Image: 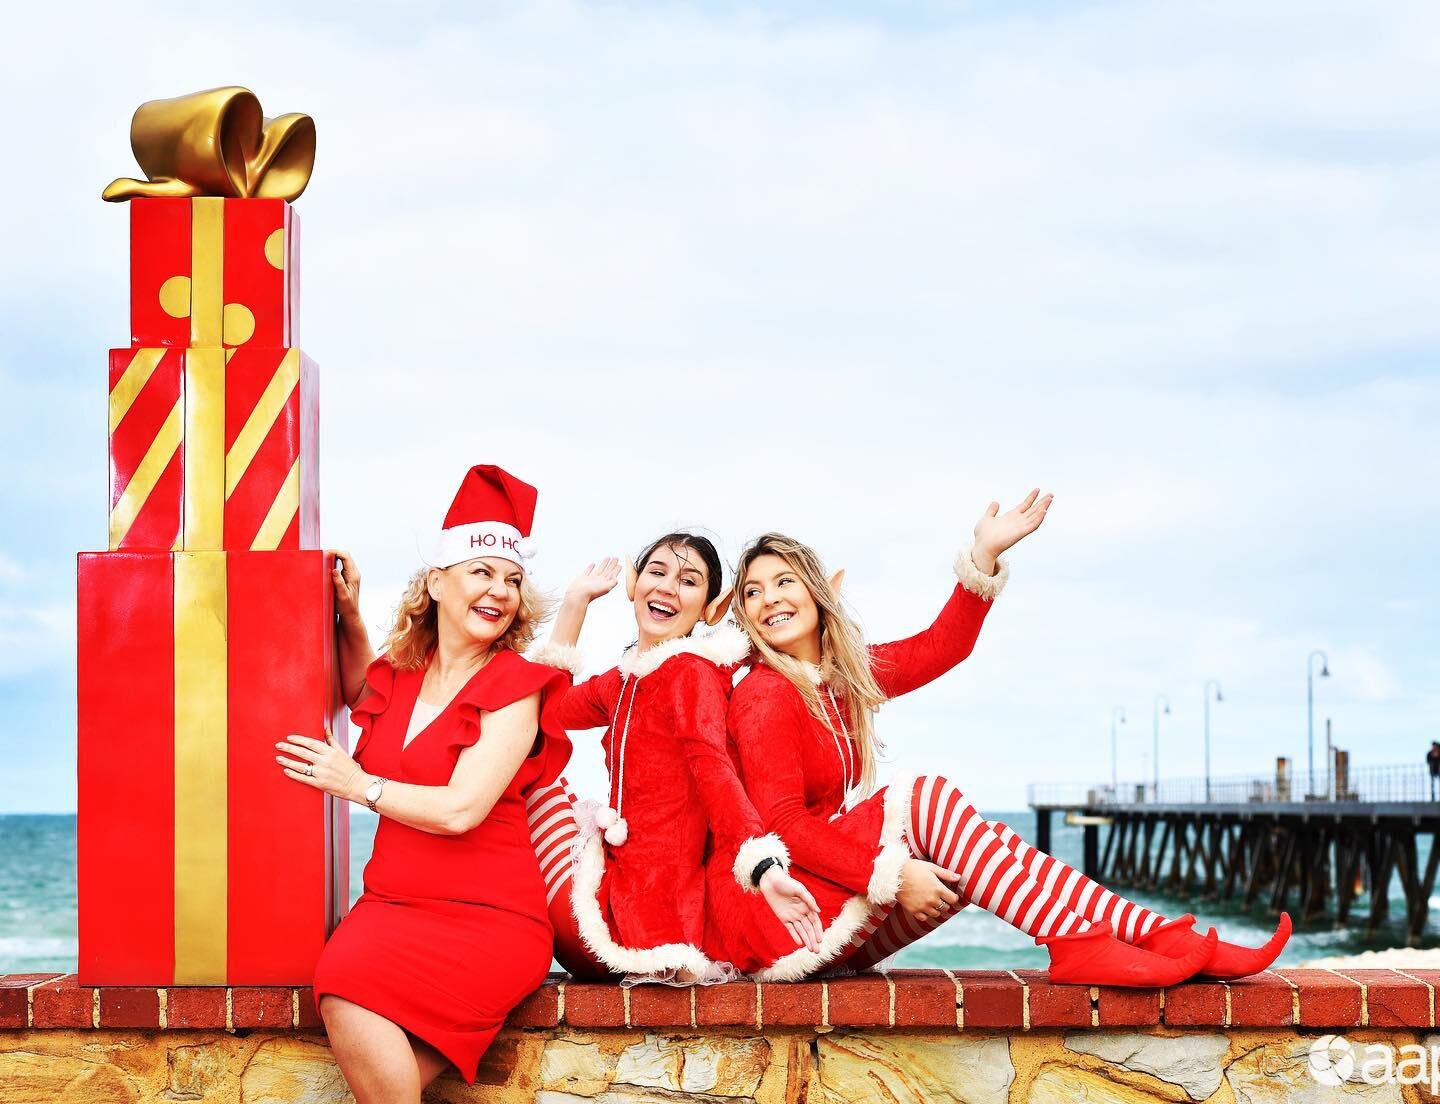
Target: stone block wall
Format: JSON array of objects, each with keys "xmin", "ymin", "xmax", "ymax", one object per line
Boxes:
[{"xmin": 5, "ymin": 969, "xmax": 1440, "ymax": 1101}]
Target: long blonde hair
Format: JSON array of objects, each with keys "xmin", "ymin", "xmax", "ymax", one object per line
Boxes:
[
  {"xmin": 733, "ymin": 533, "xmax": 887, "ymax": 795},
  {"xmin": 382, "ymin": 562, "xmax": 552, "ymax": 671}
]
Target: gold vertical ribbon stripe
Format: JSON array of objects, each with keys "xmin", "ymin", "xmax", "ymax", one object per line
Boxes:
[
  {"xmin": 108, "ymin": 397, "xmax": 183, "ymax": 550},
  {"xmin": 183, "ymin": 349, "xmax": 226, "ymax": 550},
  {"xmin": 189, "ymin": 197, "xmax": 225, "ymax": 346},
  {"xmin": 172, "ymin": 552, "xmax": 228, "ymax": 983}
]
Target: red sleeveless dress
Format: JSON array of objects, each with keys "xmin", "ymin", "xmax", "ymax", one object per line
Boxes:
[{"xmin": 312, "ymin": 648, "xmax": 571, "ymax": 1083}]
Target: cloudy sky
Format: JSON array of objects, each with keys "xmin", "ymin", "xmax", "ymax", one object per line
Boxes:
[{"xmin": 1, "ymin": 0, "xmax": 1436, "ymax": 813}]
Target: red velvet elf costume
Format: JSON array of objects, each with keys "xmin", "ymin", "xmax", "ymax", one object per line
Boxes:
[
  {"xmin": 526, "ymin": 536, "xmax": 822, "ymax": 984},
  {"xmin": 292, "ymin": 466, "xmax": 573, "ymax": 1087},
  {"xmin": 718, "ymin": 502, "xmax": 1290, "ymax": 986}
]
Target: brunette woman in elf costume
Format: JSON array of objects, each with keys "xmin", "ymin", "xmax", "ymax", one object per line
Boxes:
[
  {"xmin": 525, "ymin": 532, "xmax": 824, "ymax": 984},
  {"xmin": 717, "ymin": 491, "xmax": 1292, "ymax": 986},
  {"xmin": 276, "ymin": 466, "xmax": 572, "ymax": 1102}
]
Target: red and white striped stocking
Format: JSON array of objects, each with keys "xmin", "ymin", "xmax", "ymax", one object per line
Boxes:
[{"xmin": 525, "ymin": 776, "xmax": 608, "ymax": 978}]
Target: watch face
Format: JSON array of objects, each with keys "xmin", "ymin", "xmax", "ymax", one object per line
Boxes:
[{"xmin": 366, "ymin": 781, "xmax": 382, "ymax": 801}]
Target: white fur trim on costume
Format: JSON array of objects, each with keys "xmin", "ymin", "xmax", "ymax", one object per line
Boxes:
[
  {"xmin": 431, "ymin": 521, "xmax": 530, "ymax": 569},
  {"xmin": 754, "ymin": 774, "xmax": 916, "ymax": 981},
  {"xmin": 732, "ymin": 833, "xmax": 791, "ymax": 893},
  {"xmin": 953, "ymin": 545, "xmax": 1009, "ymax": 602},
  {"xmin": 618, "ymin": 622, "xmax": 751, "ymax": 679},
  {"xmin": 527, "ymin": 640, "xmax": 584, "ymax": 677},
  {"xmin": 569, "ymin": 832, "xmax": 725, "ymax": 981},
  {"xmin": 867, "ymin": 774, "xmax": 915, "ymax": 905}
]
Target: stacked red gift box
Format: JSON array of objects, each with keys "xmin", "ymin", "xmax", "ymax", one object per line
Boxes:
[{"xmin": 78, "ymin": 195, "xmax": 348, "ymax": 985}]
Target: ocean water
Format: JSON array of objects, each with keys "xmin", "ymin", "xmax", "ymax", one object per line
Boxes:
[{"xmin": 2, "ymin": 811, "xmax": 1431, "ymax": 974}]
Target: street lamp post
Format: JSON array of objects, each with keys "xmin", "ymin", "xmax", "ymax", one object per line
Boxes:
[
  {"xmin": 1307, "ymin": 650, "xmax": 1331, "ymax": 798},
  {"xmin": 1153, "ymin": 694, "xmax": 1170, "ymax": 800},
  {"xmin": 1204, "ymin": 680, "xmax": 1223, "ymax": 803},
  {"xmin": 1111, "ymin": 706, "xmax": 1126, "ymax": 797}
]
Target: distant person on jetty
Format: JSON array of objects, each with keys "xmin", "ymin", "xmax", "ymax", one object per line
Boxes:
[
  {"xmin": 276, "ymin": 465, "xmax": 573, "ymax": 1102},
  {"xmin": 523, "ymin": 532, "xmax": 826, "ymax": 984},
  {"xmin": 714, "ymin": 492, "xmax": 1291, "ymax": 987},
  {"xmin": 1428, "ymin": 742, "xmax": 1440, "ymax": 799}
]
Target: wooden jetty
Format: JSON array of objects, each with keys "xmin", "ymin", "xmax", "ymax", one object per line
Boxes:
[{"xmin": 1028, "ymin": 763, "xmax": 1440, "ymax": 945}]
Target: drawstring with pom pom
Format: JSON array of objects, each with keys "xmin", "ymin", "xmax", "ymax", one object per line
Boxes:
[{"xmin": 601, "ymin": 675, "xmax": 638, "ymax": 846}]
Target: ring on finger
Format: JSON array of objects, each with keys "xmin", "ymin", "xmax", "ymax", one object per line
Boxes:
[{"xmin": 305, "ymin": 764, "xmax": 314, "ymax": 777}]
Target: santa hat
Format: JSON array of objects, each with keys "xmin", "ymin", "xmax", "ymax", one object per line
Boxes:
[{"xmin": 430, "ymin": 464, "xmax": 538, "ymax": 569}]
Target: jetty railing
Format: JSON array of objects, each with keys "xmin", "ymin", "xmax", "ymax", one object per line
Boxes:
[{"xmin": 1027, "ymin": 763, "xmax": 1435, "ymax": 809}]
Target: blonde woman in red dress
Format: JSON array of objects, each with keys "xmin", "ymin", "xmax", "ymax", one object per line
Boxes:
[
  {"xmin": 277, "ymin": 466, "xmax": 572, "ymax": 1103},
  {"xmin": 715, "ymin": 492, "xmax": 1290, "ymax": 986}
]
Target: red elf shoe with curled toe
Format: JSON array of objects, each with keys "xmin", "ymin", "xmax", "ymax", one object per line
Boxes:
[
  {"xmin": 1136, "ymin": 912, "xmax": 1292, "ymax": 981},
  {"xmin": 1039, "ymin": 920, "xmax": 1218, "ymax": 988}
]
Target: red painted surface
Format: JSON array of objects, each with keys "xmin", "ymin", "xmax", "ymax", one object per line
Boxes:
[
  {"xmin": 221, "ymin": 200, "xmax": 293, "ymax": 349},
  {"xmin": 221, "ymin": 349, "xmax": 318, "ymax": 551},
  {"xmin": 227, "ymin": 551, "xmax": 342, "ymax": 983},
  {"xmin": 77, "ymin": 553, "xmax": 176, "ymax": 984},
  {"xmin": 129, "ymin": 199, "xmax": 190, "ymax": 347},
  {"xmin": 107, "ymin": 348, "xmax": 184, "ymax": 550}
]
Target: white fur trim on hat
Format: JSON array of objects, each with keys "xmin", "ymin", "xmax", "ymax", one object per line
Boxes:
[
  {"xmin": 569, "ymin": 832, "xmax": 727, "ymax": 981},
  {"xmin": 953, "ymin": 545, "xmax": 1009, "ymax": 602},
  {"xmin": 431, "ymin": 521, "xmax": 531, "ymax": 569},
  {"xmin": 618, "ymin": 623, "xmax": 751, "ymax": 680},
  {"xmin": 527, "ymin": 641, "xmax": 584, "ymax": 678},
  {"xmin": 753, "ymin": 774, "xmax": 915, "ymax": 982},
  {"xmin": 732, "ymin": 833, "xmax": 791, "ymax": 893}
]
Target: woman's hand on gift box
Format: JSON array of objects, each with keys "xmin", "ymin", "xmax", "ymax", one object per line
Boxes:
[
  {"xmin": 276, "ymin": 731, "xmax": 366, "ymax": 802},
  {"xmin": 329, "ymin": 549, "xmax": 364, "ymax": 630}
]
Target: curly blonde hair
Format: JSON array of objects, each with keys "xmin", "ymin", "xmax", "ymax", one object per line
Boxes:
[
  {"xmin": 733, "ymin": 533, "xmax": 888, "ymax": 795},
  {"xmin": 382, "ymin": 562, "xmax": 553, "ymax": 671}
]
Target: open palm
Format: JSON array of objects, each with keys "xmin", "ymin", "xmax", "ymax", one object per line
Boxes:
[
  {"xmin": 565, "ymin": 558, "xmax": 622, "ymax": 605},
  {"xmin": 973, "ymin": 489, "xmax": 1053, "ymax": 558}
]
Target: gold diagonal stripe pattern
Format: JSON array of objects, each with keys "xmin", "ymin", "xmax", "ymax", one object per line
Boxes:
[
  {"xmin": 108, "ymin": 396, "xmax": 184, "ymax": 549},
  {"xmin": 225, "ymin": 349, "xmax": 301, "ymax": 500},
  {"xmin": 108, "ymin": 348, "xmax": 167, "ymax": 434},
  {"xmin": 251, "ymin": 457, "xmax": 301, "ymax": 551},
  {"xmin": 172, "ymin": 551, "xmax": 228, "ymax": 983}
]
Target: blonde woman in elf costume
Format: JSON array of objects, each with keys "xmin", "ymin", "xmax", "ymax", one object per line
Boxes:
[
  {"xmin": 525, "ymin": 532, "xmax": 825, "ymax": 984},
  {"xmin": 277, "ymin": 466, "xmax": 572, "ymax": 1101},
  {"xmin": 718, "ymin": 491, "xmax": 1292, "ymax": 986}
]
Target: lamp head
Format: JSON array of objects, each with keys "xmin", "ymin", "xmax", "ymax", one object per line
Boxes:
[
  {"xmin": 1321, "ymin": 664, "xmax": 1331, "ymax": 678},
  {"xmin": 1216, "ymin": 689, "xmax": 1224, "ymax": 703},
  {"xmin": 1164, "ymin": 703, "xmax": 1172, "ymax": 715}
]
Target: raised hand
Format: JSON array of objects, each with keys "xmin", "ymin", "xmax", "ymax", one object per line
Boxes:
[
  {"xmin": 973, "ymin": 489, "xmax": 1053, "ymax": 569},
  {"xmin": 329, "ymin": 549, "xmax": 363, "ymax": 626},
  {"xmin": 760, "ymin": 866, "xmax": 825, "ymax": 951},
  {"xmin": 564, "ymin": 557, "xmax": 622, "ymax": 606}
]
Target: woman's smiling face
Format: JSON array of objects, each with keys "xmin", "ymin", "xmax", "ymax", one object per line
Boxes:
[
  {"xmin": 741, "ymin": 553, "xmax": 821, "ymax": 659},
  {"xmin": 634, "ymin": 542, "xmax": 710, "ymax": 648},
  {"xmin": 430, "ymin": 556, "xmax": 523, "ymax": 649}
]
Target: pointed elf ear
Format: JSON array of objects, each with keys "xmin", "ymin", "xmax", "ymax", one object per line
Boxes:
[
  {"xmin": 704, "ymin": 586, "xmax": 734, "ymax": 626},
  {"xmin": 624, "ymin": 557, "xmax": 638, "ymax": 602},
  {"xmin": 829, "ymin": 568, "xmax": 845, "ymax": 594}
]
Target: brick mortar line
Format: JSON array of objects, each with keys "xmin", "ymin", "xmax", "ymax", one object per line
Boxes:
[
  {"xmin": 1267, "ymin": 969, "xmax": 1300, "ymax": 1025},
  {"xmin": 91, "ymin": 988, "xmax": 100, "ymax": 1029},
  {"xmin": 622, "ymin": 987, "xmax": 631, "ymax": 1029},
  {"xmin": 226, "ymin": 987, "xmax": 235, "ymax": 1032},
  {"xmin": 1005, "ymin": 970, "xmax": 1030, "ymax": 1031},
  {"xmin": 1087, "ymin": 986, "xmax": 1099, "ymax": 1028},
  {"xmin": 944, "ymin": 970, "xmax": 961, "ymax": 1031},
  {"xmin": 1392, "ymin": 969, "xmax": 1435, "ymax": 1028},
  {"xmin": 1222, "ymin": 981, "xmax": 1232, "ymax": 1028},
  {"xmin": 688, "ymin": 986, "xmax": 697, "ymax": 1029},
  {"xmin": 885, "ymin": 976, "xmax": 895, "ymax": 1029},
  {"xmin": 1325, "ymin": 968, "xmax": 1368, "ymax": 1026},
  {"xmin": 820, "ymin": 982, "xmax": 829, "ymax": 1029},
  {"xmin": 556, "ymin": 982, "xmax": 565, "ymax": 1025},
  {"xmin": 24, "ymin": 976, "xmax": 55, "ymax": 1029},
  {"xmin": 755, "ymin": 982, "xmax": 763, "ymax": 1031},
  {"xmin": 159, "ymin": 988, "xmax": 168, "ymax": 1030}
]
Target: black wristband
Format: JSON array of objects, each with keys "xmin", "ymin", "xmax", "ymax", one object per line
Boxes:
[{"xmin": 750, "ymin": 856, "xmax": 783, "ymax": 887}]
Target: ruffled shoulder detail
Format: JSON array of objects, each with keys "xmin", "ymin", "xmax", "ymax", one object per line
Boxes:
[
  {"xmin": 349, "ymin": 654, "xmax": 402, "ymax": 760},
  {"xmin": 450, "ymin": 649, "xmax": 574, "ymax": 794}
]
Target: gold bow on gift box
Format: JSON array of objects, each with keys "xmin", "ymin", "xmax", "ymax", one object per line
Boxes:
[{"xmin": 103, "ymin": 86, "xmax": 316, "ymax": 202}]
